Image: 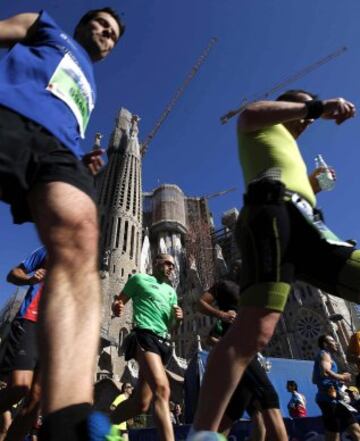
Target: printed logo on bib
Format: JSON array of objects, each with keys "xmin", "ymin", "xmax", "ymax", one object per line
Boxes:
[{"xmin": 46, "ymin": 53, "xmax": 94, "ymax": 138}]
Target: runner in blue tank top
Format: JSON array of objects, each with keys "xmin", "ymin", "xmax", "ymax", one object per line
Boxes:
[
  {"xmin": 312, "ymin": 334, "xmax": 360, "ymax": 440},
  {"xmin": 0, "ymin": 246, "xmax": 46, "ymax": 441},
  {"xmin": 0, "ymin": 8, "xmax": 125, "ymax": 441}
]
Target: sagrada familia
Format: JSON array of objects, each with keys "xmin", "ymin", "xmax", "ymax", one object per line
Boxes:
[
  {"xmin": 1, "ymin": 107, "xmax": 357, "ymax": 388},
  {"xmin": 92, "ymin": 107, "xmax": 359, "ymax": 384}
]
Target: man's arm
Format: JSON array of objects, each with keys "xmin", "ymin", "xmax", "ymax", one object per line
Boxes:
[
  {"xmin": 170, "ymin": 305, "xmax": 183, "ymax": 333},
  {"xmin": 320, "ymin": 351, "xmax": 351, "ymax": 383},
  {"xmin": 238, "ymin": 100, "xmax": 308, "ymax": 133},
  {"xmin": 112, "ymin": 292, "xmax": 130, "ymax": 317},
  {"xmin": 198, "ymin": 291, "xmax": 236, "ymax": 323},
  {"xmin": 0, "ymin": 13, "xmax": 40, "ymax": 48},
  {"xmin": 82, "ymin": 149, "xmax": 105, "ymax": 176},
  {"xmin": 7, "ymin": 264, "xmax": 46, "ymax": 286},
  {"xmin": 238, "ymin": 98, "xmax": 356, "ymax": 133}
]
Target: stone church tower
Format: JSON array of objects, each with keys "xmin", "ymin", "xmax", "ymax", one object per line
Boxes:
[{"xmin": 96, "ymin": 108, "xmax": 142, "ymax": 380}]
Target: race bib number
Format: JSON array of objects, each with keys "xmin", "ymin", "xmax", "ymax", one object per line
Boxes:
[
  {"xmin": 46, "ymin": 53, "xmax": 94, "ymax": 138},
  {"xmin": 291, "ymin": 194, "xmax": 352, "ymax": 248}
]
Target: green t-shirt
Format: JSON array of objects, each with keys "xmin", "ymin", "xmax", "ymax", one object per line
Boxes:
[
  {"xmin": 238, "ymin": 123, "xmax": 316, "ymax": 207},
  {"xmin": 123, "ymin": 273, "xmax": 178, "ymax": 338}
]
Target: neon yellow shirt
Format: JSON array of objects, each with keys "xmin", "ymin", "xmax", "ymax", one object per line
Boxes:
[
  {"xmin": 111, "ymin": 394, "xmax": 127, "ymax": 431},
  {"xmin": 238, "ymin": 123, "xmax": 316, "ymax": 207}
]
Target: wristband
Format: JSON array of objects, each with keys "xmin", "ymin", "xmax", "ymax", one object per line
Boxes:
[{"xmin": 305, "ymin": 100, "xmax": 324, "ymax": 119}]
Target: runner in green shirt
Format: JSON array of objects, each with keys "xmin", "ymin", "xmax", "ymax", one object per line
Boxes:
[{"xmin": 111, "ymin": 254, "xmax": 183, "ymax": 441}]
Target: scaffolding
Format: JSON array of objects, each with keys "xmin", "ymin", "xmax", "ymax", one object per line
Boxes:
[{"xmin": 185, "ymin": 197, "xmax": 216, "ymax": 290}]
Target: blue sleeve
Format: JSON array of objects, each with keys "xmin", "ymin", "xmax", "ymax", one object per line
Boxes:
[{"xmin": 21, "ymin": 246, "xmax": 47, "ymax": 273}]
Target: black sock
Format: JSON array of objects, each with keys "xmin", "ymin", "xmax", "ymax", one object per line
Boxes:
[{"xmin": 39, "ymin": 403, "xmax": 92, "ymax": 441}]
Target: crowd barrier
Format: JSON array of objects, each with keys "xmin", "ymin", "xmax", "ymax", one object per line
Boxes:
[{"xmin": 129, "ymin": 416, "xmax": 357, "ymax": 440}]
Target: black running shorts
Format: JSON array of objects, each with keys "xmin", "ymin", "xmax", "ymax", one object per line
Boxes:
[
  {"xmin": 317, "ymin": 400, "xmax": 357, "ymax": 433},
  {"xmin": 0, "ymin": 318, "xmax": 39, "ymax": 374},
  {"xmin": 123, "ymin": 328, "xmax": 172, "ymax": 365},
  {"xmin": 0, "ymin": 106, "xmax": 96, "ymax": 224},
  {"xmin": 226, "ymin": 357, "xmax": 280, "ymax": 421}
]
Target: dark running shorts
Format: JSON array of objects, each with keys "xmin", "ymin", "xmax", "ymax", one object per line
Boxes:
[
  {"xmin": 123, "ymin": 328, "xmax": 172, "ymax": 365},
  {"xmin": 317, "ymin": 400, "xmax": 357, "ymax": 432},
  {"xmin": 236, "ymin": 181, "xmax": 354, "ymax": 308},
  {"xmin": 226, "ymin": 357, "xmax": 279, "ymax": 421},
  {"xmin": 0, "ymin": 319, "xmax": 39, "ymax": 374},
  {"xmin": 0, "ymin": 105, "xmax": 96, "ymax": 224}
]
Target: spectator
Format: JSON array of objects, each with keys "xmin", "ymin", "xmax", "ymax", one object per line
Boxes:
[
  {"xmin": 110, "ymin": 383, "xmax": 133, "ymax": 440},
  {"xmin": 169, "ymin": 401, "xmax": 176, "ymax": 425},
  {"xmin": 174, "ymin": 403, "xmax": 183, "ymax": 425},
  {"xmin": 286, "ymin": 380, "xmax": 307, "ymax": 418}
]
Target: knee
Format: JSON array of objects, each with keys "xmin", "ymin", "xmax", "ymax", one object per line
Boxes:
[
  {"xmin": 135, "ymin": 397, "xmax": 152, "ymax": 414},
  {"xmin": 47, "ymin": 217, "xmax": 99, "ymax": 266},
  {"xmin": 254, "ymin": 327, "xmax": 275, "ymax": 353},
  {"xmin": 153, "ymin": 383, "xmax": 170, "ymax": 402}
]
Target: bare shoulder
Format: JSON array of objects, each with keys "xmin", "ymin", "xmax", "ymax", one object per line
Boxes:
[{"xmin": 320, "ymin": 351, "xmax": 331, "ymax": 361}]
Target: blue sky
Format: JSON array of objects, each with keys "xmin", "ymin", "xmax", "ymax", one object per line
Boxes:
[{"xmin": 1, "ymin": 0, "xmax": 360, "ymax": 307}]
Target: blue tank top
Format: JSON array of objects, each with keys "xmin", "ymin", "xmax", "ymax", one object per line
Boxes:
[
  {"xmin": 0, "ymin": 11, "xmax": 96, "ymax": 158},
  {"xmin": 16, "ymin": 246, "xmax": 47, "ymax": 321},
  {"xmin": 312, "ymin": 350, "xmax": 340, "ymax": 403}
]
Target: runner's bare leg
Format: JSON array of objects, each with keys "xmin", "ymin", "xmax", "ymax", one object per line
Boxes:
[{"xmin": 29, "ymin": 182, "xmax": 100, "ymax": 414}]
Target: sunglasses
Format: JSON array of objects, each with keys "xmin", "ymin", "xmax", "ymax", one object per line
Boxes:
[{"xmin": 163, "ymin": 260, "xmax": 175, "ymax": 268}]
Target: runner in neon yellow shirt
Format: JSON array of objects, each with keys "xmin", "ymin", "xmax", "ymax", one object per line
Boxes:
[{"xmin": 190, "ymin": 90, "xmax": 360, "ymax": 439}]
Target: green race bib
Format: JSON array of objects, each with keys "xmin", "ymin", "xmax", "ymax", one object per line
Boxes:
[{"xmin": 47, "ymin": 53, "xmax": 94, "ymax": 138}]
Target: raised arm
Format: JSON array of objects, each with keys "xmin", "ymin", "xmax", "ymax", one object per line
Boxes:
[
  {"xmin": 238, "ymin": 100, "xmax": 308, "ymax": 133},
  {"xmin": 0, "ymin": 13, "xmax": 40, "ymax": 48},
  {"xmin": 238, "ymin": 98, "xmax": 356, "ymax": 133}
]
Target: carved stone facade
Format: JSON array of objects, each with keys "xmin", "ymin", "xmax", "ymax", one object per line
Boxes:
[
  {"xmin": 94, "ymin": 107, "xmax": 357, "ymax": 381},
  {"xmin": 96, "ymin": 108, "xmax": 142, "ymax": 380}
]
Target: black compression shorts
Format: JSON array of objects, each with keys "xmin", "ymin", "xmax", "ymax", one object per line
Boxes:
[
  {"xmin": 236, "ymin": 180, "xmax": 355, "ymax": 310},
  {"xmin": 0, "ymin": 105, "xmax": 96, "ymax": 224},
  {"xmin": 226, "ymin": 357, "xmax": 280, "ymax": 421}
]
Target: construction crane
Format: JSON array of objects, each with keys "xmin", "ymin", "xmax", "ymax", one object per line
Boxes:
[
  {"xmin": 141, "ymin": 37, "xmax": 218, "ymax": 155},
  {"xmin": 220, "ymin": 46, "xmax": 348, "ymax": 124},
  {"xmin": 202, "ymin": 187, "xmax": 237, "ymax": 201}
]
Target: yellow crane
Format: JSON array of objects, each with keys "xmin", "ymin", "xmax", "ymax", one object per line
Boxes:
[
  {"xmin": 220, "ymin": 46, "xmax": 347, "ymax": 124},
  {"xmin": 141, "ymin": 37, "xmax": 218, "ymax": 155},
  {"xmin": 202, "ymin": 187, "xmax": 237, "ymax": 201}
]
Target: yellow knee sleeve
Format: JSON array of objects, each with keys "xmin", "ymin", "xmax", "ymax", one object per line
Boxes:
[{"xmin": 239, "ymin": 282, "xmax": 291, "ymax": 312}]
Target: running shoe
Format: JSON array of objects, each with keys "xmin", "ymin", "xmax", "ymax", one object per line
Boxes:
[
  {"xmin": 87, "ymin": 411, "xmax": 124, "ymax": 441},
  {"xmin": 187, "ymin": 431, "xmax": 227, "ymax": 441}
]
